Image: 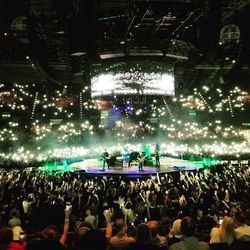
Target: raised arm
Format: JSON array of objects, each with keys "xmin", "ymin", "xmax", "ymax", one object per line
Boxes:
[{"xmin": 59, "ymin": 207, "xmax": 72, "ymax": 246}]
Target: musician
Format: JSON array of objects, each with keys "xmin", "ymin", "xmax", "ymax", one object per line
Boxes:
[
  {"xmin": 155, "ymin": 143, "xmax": 161, "ymax": 168},
  {"xmin": 102, "ymin": 148, "xmax": 110, "ymax": 171},
  {"xmin": 138, "ymin": 152, "xmax": 146, "ymax": 171},
  {"xmin": 155, "ymin": 147, "xmax": 160, "ymax": 168},
  {"xmin": 122, "ymin": 147, "xmax": 130, "ymax": 163}
]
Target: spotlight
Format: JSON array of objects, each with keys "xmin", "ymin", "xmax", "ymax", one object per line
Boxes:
[
  {"xmin": 125, "ymin": 104, "xmax": 133, "ymax": 112},
  {"xmin": 113, "ymin": 106, "xmax": 120, "ymax": 112}
]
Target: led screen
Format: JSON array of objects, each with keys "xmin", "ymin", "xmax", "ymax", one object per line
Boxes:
[{"xmin": 91, "ymin": 60, "xmax": 175, "ymax": 97}]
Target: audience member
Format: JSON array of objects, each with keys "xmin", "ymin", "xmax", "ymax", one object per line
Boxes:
[
  {"xmin": 169, "ymin": 217, "xmax": 209, "ymax": 250},
  {"xmin": 73, "ymin": 221, "xmax": 93, "ymax": 250},
  {"xmin": 79, "ymin": 229, "xmax": 107, "ymax": 250},
  {"xmin": 8, "ymin": 211, "xmax": 21, "ymax": 229},
  {"xmin": 148, "ymin": 221, "xmax": 167, "ymax": 247},
  {"xmin": 84, "ymin": 208, "xmax": 96, "ymax": 228},
  {"xmin": 210, "ymin": 216, "xmax": 234, "ymax": 245},
  {"xmin": 234, "ymin": 211, "xmax": 250, "ymax": 241},
  {"xmin": 129, "ymin": 223, "xmax": 161, "ymax": 250},
  {"xmin": 168, "ymin": 219, "xmax": 182, "ymax": 247},
  {"xmin": 0, "ymin": 227, "xmax": 25, "ymax": 250},
  {"xmin": 110, "ymin": 221, "xmax": 135, "ymax": 250}
]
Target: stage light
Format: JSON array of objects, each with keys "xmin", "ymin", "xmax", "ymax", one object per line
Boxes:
[
  {"xmin": 113, "ymin": 105, "xmax": 120, "ymax": 112},
  {"xmin": 125, "ymin": 104, "xmax": 133, "ymax": 112}
]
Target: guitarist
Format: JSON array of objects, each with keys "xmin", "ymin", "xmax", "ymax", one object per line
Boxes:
[
  {"xmin": 138, "ymin": 152, "xmax": 146, "ymax": 171},
  {"xmin": 102, "ymin": 148, "xmax": 110, "ymax": 171}
]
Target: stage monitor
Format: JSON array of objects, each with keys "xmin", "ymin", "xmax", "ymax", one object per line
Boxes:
[{"xmin": 91, "ymin": 60, "xmax": 175, "ymax": 98}]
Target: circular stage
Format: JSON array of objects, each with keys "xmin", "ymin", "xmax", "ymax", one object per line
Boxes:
[{"xmin": 63, "ymin": 157, "xmax": 204, "ymax": 177}]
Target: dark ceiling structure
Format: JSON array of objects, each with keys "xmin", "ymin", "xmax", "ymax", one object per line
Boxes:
[{"xmin": 0, "ymin": 0, "xmax": 250, "ymax": 91}]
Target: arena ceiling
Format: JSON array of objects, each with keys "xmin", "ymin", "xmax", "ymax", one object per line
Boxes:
[{"xmin": 0, "ymin": 0, "xmax": 250, "ymax": 89}]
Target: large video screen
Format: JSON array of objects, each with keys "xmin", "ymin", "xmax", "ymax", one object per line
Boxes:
[{"xmin": 91, "ymin": 60, "xmax": 175, "ymax": 97}]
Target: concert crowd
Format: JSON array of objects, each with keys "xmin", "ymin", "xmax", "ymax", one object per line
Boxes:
[{"xmin": 0, "ymin": 164, "xmax": 250, "ymax": 250}]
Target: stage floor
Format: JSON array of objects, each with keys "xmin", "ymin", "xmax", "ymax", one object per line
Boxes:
[{"xmin": 67, "ymin": 157, "xmax": 204, "ymax": 177}]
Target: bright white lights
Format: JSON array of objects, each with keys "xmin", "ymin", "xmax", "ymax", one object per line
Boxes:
[
  {"xmin": 91, "ymin": 72, "xmax": 175, "ymax": 97},
  {"xmin": 0, "ymin": 82, "xmax": 249, "ymax": 164}
]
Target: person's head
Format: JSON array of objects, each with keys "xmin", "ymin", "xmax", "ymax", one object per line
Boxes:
[
  {"xmin": 220, "ymin": 216, "xmax": 234, "ymax": 238},
  {"xmin": 29, "ymin": 231, "xmax": 47, "ymax": 241},
  {"xmin": 73, "ymin": 222, "xmax": 93, "ymax": 250},
  {"xmin": 113, "ymin": 210, "xmax": 125, "ymax": 222},
  {"xmin": 197, "ymin": 209, "xmax": 203, "ymax": 220},
  {"xmin": 85, "ymin": 209, "xmax": 91, "ymax": 216},
  {"xmin": 79, "ymin": 230, "xmax": 107, "ymax": 250},
  {"xmin": 234, "ymin": 211, "xmax": 247, "ymax": 227},
  {"xmin": 10, "ymin": 210, "xmax": 19, "ymax": 219},
  {"xmin": 136, "ymin": 223, "xmax": 152, "ymax": 244},
  {"xmin": 148, "ymin": 221, "xmax": 158, "ymax": 237},
  {"xmin": 75, "ymin": 221, "xmax": 93, "ymax": 231},
  {"xmin": 114, "ymin": 221, "xmax": 127, "ymax": 236},
  {"xmin": 181, "ymin": 217, "xmax": 196, "ymax": 237},
  {"xmin": 171, "ymin": 219, "xmax": 182, "ymax": 236},
  {"xmin": 42, "ymin": 225, "xmax": 58, "ymax": 240},
  {"xmin": 0, "ymin": 227, "xmax": 13, "ymax": 245}
]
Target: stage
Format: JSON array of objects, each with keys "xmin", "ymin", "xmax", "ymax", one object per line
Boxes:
[{"xmin": 63, "ymin": 157, "xmax": 204, "ymax": 177}]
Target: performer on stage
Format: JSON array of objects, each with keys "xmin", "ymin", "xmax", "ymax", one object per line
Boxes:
[
  {"xmin": 122, "ymin": 147, "xmax": 130, "ymax": 163},
  {"xmin": 155, "ymin": 148, "xmax": 160, "ymax": 168},
  {"xmin": 155, "ymin": 143, "xmax": 161, "ymax": 168},
  {"xmin": 138, "ymin": 152, "xmax": 146, "ymax": 171},
  {"xmin": 102, "ymin": 148, "xmax": 110, "ymax": 171}
]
